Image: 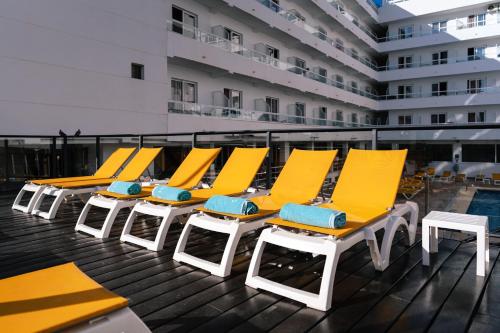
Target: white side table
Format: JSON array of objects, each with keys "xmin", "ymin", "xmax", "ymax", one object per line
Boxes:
[{"xmin": 422, "ymin": 211, "xmax": 489, "ymax": 276}]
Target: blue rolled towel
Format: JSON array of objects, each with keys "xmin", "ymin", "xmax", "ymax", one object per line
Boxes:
[
  {"xmin": 204, "ymin": 195, "xmax": 259, "ymax": 215},
  {"xmin": 107, "ymin": 181, "xmax": 142, "ymax": 195},
  {"xmin": 279, "ymin": 203, "xmax": 346, "ymax": 229},
  {"xmin": 152, "ymin": 185, "xmax": 191, "ymax": 201}
]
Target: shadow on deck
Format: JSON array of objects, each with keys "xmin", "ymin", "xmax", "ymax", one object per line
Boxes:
[{"xmin": 1, "ymin": 192, "xmax": 499, "ymax": 333}]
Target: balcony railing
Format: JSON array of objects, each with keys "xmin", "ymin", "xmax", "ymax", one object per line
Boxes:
[
  {"xmin": 167, "ymin": 101, "xmax": 370, "ymax": 127},
  {"xmin": 378, "ymin": 54, "xmax": 489, "ymax": 71},
  {"xmin": 379, "ymin": 18, "xmax": 496, "ymax": 42},
  {"xmin": 255, "ymin": 0, "xmax": 379, "ymax": 70},
  {"xmin": 378, "ymin": 86, "xmax": 499, "ymax": 100},
  {"xmin": 167, "ymin": 20, "xmax": 379, "ymax": 101}
]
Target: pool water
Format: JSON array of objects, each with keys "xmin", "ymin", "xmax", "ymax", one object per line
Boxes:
[{"xmin": 467, "ymin": 190, "xmax": 500, "ymax": 232}]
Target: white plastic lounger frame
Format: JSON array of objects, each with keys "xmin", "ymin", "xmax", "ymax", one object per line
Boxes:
[
  {"xmin": 75, "ymin": 195, "xmax": 139, "ymax": 239},
  {"xmin": 12, "ymin": 183, "xmax": 46, "ymax": 213},
  {"xmin": 173, "ymin": 210, "xmax": 268, "ymax": 277},
  {"xmin": 120, "ymin": 201, "xmax": 202, "ymax": 251},
  {"xmin": 64, "ymin": 307, "xmax": 150, "ymax": 333},
  {"xmin": 31, "ymin": 186, "xmax": 100, "ymax": 220},
  {"xmin": 245, "ymin": 201, "xmax": 418, "ymax": 311}
]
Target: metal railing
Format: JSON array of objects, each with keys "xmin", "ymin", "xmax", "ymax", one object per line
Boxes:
[
  {"xmin": 167, "ymin": 20, "xmax": 379, "ymax": 100},
  {"xmin": 167, "ymin": 101, "xmax": 369, "ymax": 127},
  {"xmin": 378, "ymin": 86, "xmax": 499, "ymax": 100},
  {"xmin": 378, "ymin": 54, "xmax": 490, "ymax": 71},
  {"xmin": 255, "ymin": 0, "xmax": 379, "ymax": 68}
]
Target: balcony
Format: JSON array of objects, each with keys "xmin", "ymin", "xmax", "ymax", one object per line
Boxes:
[
  {"xmin": 378, "ymin": 55, "xmax": 500, "ymax": 81},
  {"xmin": 222, "ymin": 0, "xmax": 379, "ymax": 77},
  {"xmin": 379, "ymin": 86, "xmax": 500, "ymax": 110},
  {"xmin": 166, "ymin": 20, "xmax": 378, "ymax": 110},
  {"xmin": 378, "ymin": 19, "xmax": 500, "ymax": 52},
  {"xmin": 167, "ymin": 101, "xmax": 368, "ymax": 129}
]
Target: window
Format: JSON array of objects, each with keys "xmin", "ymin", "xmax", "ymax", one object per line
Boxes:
[
  {"xmin": 265, "ymin": 45, "xmax": 280, "ymax": 59},
  {"xmin": 432, "ymin": 51, "xmax": 448, "ymax": 65},
  {"xmin": 467, "ymin": 79, "xmax": 483, "ymax": 93},
  {"xmin": 351, "ymin": 49, "xmax": 359, "ymax": 60},
  {"xmin": 432, "ymin": 82, "xmax": 448, "ymax": 96},
  {"xmin": 467, "ymin": 14, "xmax": 486, "ymax": 28},
  {"xmin": 288, "ymin": 57, "xmax": 306, "ymax": 75},
  {"xmin": 462, "ymin": 144, "xmax": 495, "ymax": 162},
  {"xmin": 398, "ymin": 25, "xmax": 413, "ymax": 39},
  {"xmin": 351, "ymin": 113, "xmax": 358, "ymax": 124},
  {"xmin": 288, "ymin": 9, "xmax": 305, "ymax": 22},
  {"xmin": 335, "ymin": 75, "xmax": 344, "ymax": 89},
  {"xmin": 294, "ymin": 102, "xmax": 305, "ymax": 124},
  {"xmin": 268, "ymin": 0, "xmax": 280, "ymax": 12},
  {"xmin": 432, "ymin": 21, "xmax": 447, "ymax": 33},
  {"xmin": 425, "ymin": 144, "xmax": 453, "ymax": 161},
  {"xmin": 312, "ymin": 67, "xmax": 327, "ymax": 83},
  {"xmin": 224, "ymin": 27, "xmax": 242, "ymax": 45},
  {"xmin": 316, "ymin": 106, "xmax": 327, "ymax": 125},
  {"xmin": 172, "ymin": 6, "xmax": 197, "ymax": 37},
  {"xmin": 336, "ymin": 110, "xmax": 343, "ymax": 122},
  {"xmin": 468, "ymin": 47, "xmax": 485, "ymax": 61},
  {"xmin": 223, "ymin": 88, "xmax": 242, "ymax": 117},
  {"xmin": 398, "ymin": 115, "xmax": 412, "ymax": 125},
  {"xmin": 350, "ymin": 81, "xmax": 358, "ymax": 93},
  {"xmin": 266, "ymin": 96, "xmax": 279, "ymax": 122},
  {"xmin": 398, "ymin": 56, "xmax": 413, "ymax": 69},
  {"xmin": 131, "ymin": 63, "xmax": 144, "ymax": 80},
  {"xmin": 335, "ymin": 38, "xmax": 344, "ymax": 51},
  {"xmin": 315, "ymin": 26, "xmax": 327, "ymax": 40},
  {"xmin": 468, "ymin": 111, "xmax": 485, "ymax": 123},
  {"xmin": 431, "ymin": 113, "xmax": 446, "ymax": 124},
  {"xmin": 398, "ymin": 85, "xmax": 413, "ymax": 99},
  {"xmin": 171, "ymin": 79, "xmax": 197, "ymax": 103}
]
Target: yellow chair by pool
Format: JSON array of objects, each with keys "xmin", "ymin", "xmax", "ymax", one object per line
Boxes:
[
  {"xmin": 0, "ymin": 263, "xmax": 150, "ymax": 333},
  {"xmin": 12, "ymin": 147, "xmax": 136, "ymax": 214},
  {"xmin": 245, "ymin": 149, "xmax": 418, "ymax": 311}
]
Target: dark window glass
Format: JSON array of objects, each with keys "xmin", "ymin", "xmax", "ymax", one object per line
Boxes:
[
  {"xmin": 131, "ymin": 63, "xmax": 144, "ymax": 80},
  {"xmin": 462, "ymin": 144, "xmax": 495, "ymax": 162},
  {"xmin": 425, "ymin": 144, "xmax": 452, "ymax": 161}
]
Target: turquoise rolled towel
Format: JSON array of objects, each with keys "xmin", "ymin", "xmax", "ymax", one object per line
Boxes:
[
  {"xmin": 107, "ymin": 181, "xmax": 142, "ymax": 195},
  {"xmin": 279, "ymin": 203, "xmax": 346, "ymax": 229},
  {"xmin": 204, "ymin": 195, "xmax": 259, "ymax": 215},
  {"xmin": 152, "ymin": 185, "xmax": 191, "ymax": 201}
]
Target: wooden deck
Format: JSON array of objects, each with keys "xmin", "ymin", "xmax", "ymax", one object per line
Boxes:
[{"xmin": 1, "ymin": 192, "xmax": 500, "ymax": 333}]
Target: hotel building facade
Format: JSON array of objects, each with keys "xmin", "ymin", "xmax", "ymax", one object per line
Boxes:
[{"xmin": 1, "ymin": 0, "xmax": 500, "ymax": 176}]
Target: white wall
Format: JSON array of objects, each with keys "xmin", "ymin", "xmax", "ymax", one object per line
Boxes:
[{"xmin": 0, "ymin": 0, "xmax": 171, "ymax": 135}]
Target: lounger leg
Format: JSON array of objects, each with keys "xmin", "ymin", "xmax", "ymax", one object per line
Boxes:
[
  {"xmin": 75, "ymin": 196, "xmax": 134, "ymax": 238},
  {"xmin": 12, "ymin": 184, "xmax": 46, "ymax": 213},
  {"xmin": 32, "ymin": 188, "xmax": 70, "ymax": 219},
  {"xmin": 316, "ymin": 243, "xmax": 340, "ymax": 311},
  {"xmin": 216, "ymin": 225, "xmax": 243, "ymax": 277},
  {"xmin": 173, "ymin": 218, "xmax": 195, "ymax": 260},
  {"xmin": 245, "ymin": 229, "xmax": 268, "ymax": 288},
  {"xmin": 405, "ymin": 201, "xmax": 419, "ymax": 245},
  {"xmin": 151, "ymin": 211, "xmax": 176, "ymax": 252},
  {"xmin": 365, "ymin": 228, "xmax": 384, "ymax": 271},
  {"xmin": 379, "ymin": 216, "xmax": 409, "ymax": 271}
]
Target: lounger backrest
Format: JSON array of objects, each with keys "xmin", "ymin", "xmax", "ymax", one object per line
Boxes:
[
  {"xmin": 332, "ymin": 149, "xmax": 407, "ymax": 210},
  {"xmin": 211, "ymin": 147, "xmax": 269, "ymax": 193},
  {"xmin": 168, "ymin": 148, "xmax": 221, "ymax": 189},
  {"xmin": 116, "ymin": 147, "xmax": 163, "ymax": 181},
  {"xmin": 270, "ymin": 149, "xmax": 337, "ymax": 203},
  {"xmin": 93, "ymin": 148, "xmax": 136, "ymax": 178}
]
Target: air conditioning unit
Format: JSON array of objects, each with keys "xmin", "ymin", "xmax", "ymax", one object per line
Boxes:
[{"xmin": 487, "ymin": 3, "xmax": 500, "ymax": 12}]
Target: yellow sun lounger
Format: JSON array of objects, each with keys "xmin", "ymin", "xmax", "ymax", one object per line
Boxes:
[
  {"xmin": 245, "ymin": 149, "xmax": 419, "ymax": 311},
  {"xmin": 75, "ymin": 148, "xmax": 221, "ymax": 239},
  {"xmin": 12, "ymin": 148, "xmax": 136, "ymax": 214},
  {"xmin": 173, "ymin": 149, "xmax": 338, "ymax": 277},
  {"xmin": 0, "ymin": 263, "xmax": 150, "ymax": 333},
  {"xmin": 119, "ymin": 147, "xmax": 269, "ymax": 251},
  {"xmin": 30, "ymin": 148, "xmax": 162, "ymax": 220}
]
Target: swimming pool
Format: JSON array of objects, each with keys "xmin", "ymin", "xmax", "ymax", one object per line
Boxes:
[{"xmin": 467, "ymin": 190, "xmax": 500, "ymax": 232}]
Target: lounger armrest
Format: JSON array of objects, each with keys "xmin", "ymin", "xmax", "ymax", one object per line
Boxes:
[
  {"xmin": 141, "ymin": 179, "xmax": 169, "ymax": 186},
  {"xmin": 201, "ymin": 183, "xmax": 211, "ymax": 189}
]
